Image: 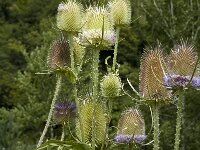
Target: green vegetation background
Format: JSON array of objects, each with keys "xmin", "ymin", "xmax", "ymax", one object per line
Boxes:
[{"xmin": 0, "ymin": 0, "xmax": 200, "ymax": 149}]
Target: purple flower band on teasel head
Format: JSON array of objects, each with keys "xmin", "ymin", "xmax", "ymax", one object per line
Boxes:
[
  {"xmin": 53, "ymin": 101, "xmax": 76, "ymax": 123},
  {"xmin": 191, "ymin": 76, "xmax": 200, "ymax": 88},
  {"xmin": 163, "ymin": 74, "xmax": 191, "ymax": 87},
  {"xmin": 114, "ymin": 134, "xmax": 146, "ymax": 144}
]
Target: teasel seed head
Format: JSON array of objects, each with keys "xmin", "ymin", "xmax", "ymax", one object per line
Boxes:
[
  {"xmin": 108, "ymin": 0, "xmax": 131, "ymax": 26},
  {"xmin": 139, "ymin": 46, "xmax": 170, "ymax": 103},
  {"xmin": 57, "ymin": 1, "xmax": 83, "ymax": 32},
  {"xmin": 114, "ymin": 108, "xmax": 146, "ymax": 144},
  {"xmin": 76, "ymin": 98, "xmax": 107, "ymax": 144},
  {"xmin": 101, "ymin": 73, "xmax": 122, "ymax": 97},
  {"xmin": 168, "ymin": 41, "xmax": 198, "ymax": 76},
  {"xmin": 47, "ymin": 36, "xmax": 70, "ymax": 70},
  {"xmin": 79, "ymin": 6, "xmax": 116, "ymax": 48},
  {"xmin": 53, "ymin": 101, "xmax": 76, "ymax": 124}
]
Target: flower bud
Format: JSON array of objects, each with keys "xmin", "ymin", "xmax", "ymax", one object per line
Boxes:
[
  {"xmin": 57, "ymin": 1, "xmax": 83, "ymax": 32},
  {"xmin": 101, "ymin": 73, "xmax": 121, "ymax": 97},
  {"xmin": 109, "ymin": 0, "xmax": 131, "ymax": 26}
]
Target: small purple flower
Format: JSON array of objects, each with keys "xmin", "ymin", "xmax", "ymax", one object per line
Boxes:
[
  {"xmin": 114, "ymin": 134, "xmax": 146, "ymax": 144},
  {"xmin": 163, "ymin": 74, "xmax": 190, "ymax": 87},
  {"xmin": 191, "ymin": 76, "xmax": 200, "ymax": 88},
  {"xmin": 133, "ymin": 134, "xmax": 147, "ymax": 144},
  {"xmin": 53, "ymin": 101, "xmax": 76, "ymax": 123}
]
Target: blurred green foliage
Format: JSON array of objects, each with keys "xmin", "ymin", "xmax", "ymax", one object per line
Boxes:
[{"xmin": 0, "ymin": 0, "xmax": 200, "ymax": 149}]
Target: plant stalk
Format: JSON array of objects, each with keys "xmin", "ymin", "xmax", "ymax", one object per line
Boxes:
[
  {"xmin": 112, "ymin": 27, "xmax": 120, "ymax": 71},
  {"xmin": 153, "ymin": 103, "xmax": 160, "ymax": 150},
  {"xmin": 174, "ymin": 90, "xmax": 184, "ymax": 150},
  {"xmin": 37, "ymin": 75, "xmax": 62, "ymax": 148},
  {"xmin": 92, "ymin": 49, "xmax": 100, "ymax": 150},
  {"xmin": 58, "ymin": 123, "xmax": 65, "ymax": 150},
  {"xmin": 68, "ymin": 33, "xmax": 84, "ymax": 142}
]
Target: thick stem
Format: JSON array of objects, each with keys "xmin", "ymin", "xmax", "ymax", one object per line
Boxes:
[
  {"xmin": 37, "ymin": 75, "xmax": 62, "ymax": 148},
  {"xmin": 153, "ymin": 103, "xmax": 160, "ymax": 150},
  {"xmin": 68, "ymin": 33, "xmax": 84, "ymax": 142},
  {"xmin": 92, "ymin": 49, "xmax": 100, "ymax": 150},
  {"xmin": 58, "ymin": 123, "xmax": 65, "ymax": 150},
  {"xmin": 174, "ymin": 91, "xmax": 184, "ymax": 150},
  {"xmin": 112, "ymin": 27, "xmax": 120, "ymax": 71}
]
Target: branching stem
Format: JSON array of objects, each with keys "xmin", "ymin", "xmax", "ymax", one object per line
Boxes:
[{"xmin": 112, "ymin": 27, "xmax": 120, "ymax": 71}]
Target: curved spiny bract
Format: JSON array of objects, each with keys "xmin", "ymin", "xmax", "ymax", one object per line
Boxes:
[
  {"xmin": 76, "ymin": 99, "xmax": 107, "ymax": 145},
  {"xmin": 168, "ymin": 41, "xmax": 198, "ymax": 76},
  {"xmin": 139, "ymin": 46, "xmax": 170, "ymax": 104},
  {"xmin": 47, "ymin": 36, "xmax": 70, "ymax": 71}
]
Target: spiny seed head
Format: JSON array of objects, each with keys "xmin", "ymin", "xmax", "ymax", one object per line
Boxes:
[
  {"xmin": 101, "ymin": 73, "xmax": 122, "ymax": 97},
  {"xmin": 168, "ymin": 41, "xmax": 198, "ymax": 76},
  {"xmin": 76, "ymin": 98, "xmax": 107, "ymax": 144},
  {"xmin": 53, "ymin": 101, "xmax": 76, "ymax": 124},
  {"xmin": 47, "ymin": 36, "xmax": 70, "ymax": 70},
  {"xmin": 114, "ymin": 108, "xmax": 146, "ymax": 144},
  {"xmin": 108, "ymin": 0, "xmax": 131, "ymax": 26},
  {"xmin": 139, "ymin": 46, "xmax": 170, "ymax": 101},
  {"xmin": 57, "ymin": 1, "xmax": 83, "ymax": 32},
  {"xmin": 79, "ymin": 6, "xmax": 116, "ymax": 48},
  {"xmin": 73, "ymin": 37, "xmax": 85, "ymax": 65}
]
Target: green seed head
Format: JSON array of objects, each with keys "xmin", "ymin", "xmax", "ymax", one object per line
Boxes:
[
  {"xmin": 76, "ymin": 98, "xmax": 107, "ymax": 144},
  {"xmin": 79, "ymin": 6, "xmax": 116, "ymax": 48},
  {"xmin": 101, "ymin": 73, "xmax": 122, "ymax": 97},
  {"xmin": 109, "ymin": 0, "xmax": 131, "ymax": 26},
  {"xmin": 57, "ymin": 1, "xmax": 83, "ymax": 32},
  {"xmin": 73, "ymin": 38, "xmax": 85, "ymax": 65}
]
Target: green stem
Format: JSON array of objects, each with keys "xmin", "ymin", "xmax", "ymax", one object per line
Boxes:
[
  {"xmin": 92, "ymin": 49, "xmax": 100, "ymax": 150},
  {"xmin": 174, "ymin": 90, "xmax": 184, "ymax": 150},
  {"xmin": 68, "ymin": 33, "xmax": 84, "ymax": 142},
  {"xmin": 58, "ymin": 123, "xmax": 65, "ymax": 150},
  {"xmin": 37, "ymin": 75, "xmax": 62, "ymax": 148},
  {"xmin": 153, "ymin": 103, "xmax": 160, "ymax": 150},
  {"xmin": 112, "ymin": 27, "xmax": 120, "ymax": 71}
]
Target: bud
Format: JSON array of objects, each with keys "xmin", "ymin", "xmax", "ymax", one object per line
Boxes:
[
  {"xmin": 76, "ymin": 99, "xmax": 107, "ymax": 144},
  {"xmin": 139, "ymin": 46, "xmax": 170, "ymax": 102},
  {"xmin": 57, "ymin": 1, "xmax": 83, "ymax": 32},
  {"xmin": 109, "ymin": 0, "xmax": 131, "ymax": 26},
  {"xmin": 53, "ymin": 101, "xmax": 76, "ymax": 124},
  {"xmin": 101, "ymin": 73, "xmax": 121, "ymax": 97},
  {"xmin": 79, "ymin": 6, "xmax": 116, "ymax": 48},
  {"xmin": 47, "ymin": 36, "xmax": 70, "ymax": 70},
  {"xmin": 114, "ymin": 108, "xmax": 146, "ymax": 144}
]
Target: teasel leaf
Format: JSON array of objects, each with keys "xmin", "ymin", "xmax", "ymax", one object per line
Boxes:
[
  {"xmin": 47, "ymin": 35, "xmax": 70, "ymax": 71},
  {"xmin": 139, "ymin": 46, "xmax": 170, "ymax": 102},
  {"xmin": 76, "ymin": 98, "xmax": 107, "ymax": 145},
  {"xmin": 108, "ymin": 0, "xmax": 131, "ymax": 26},
  {"xmin": 117, "ymin": 108, "xmax": 145, "ymax": 135},
  {"xmin": 168, "ymin": 41, "xmax": 198, "ymax": 76},
  {"xmin": 57, "ymin": 1, "xmax": 84, "ymax": 32},
  {"xmin": 101, "ymin": 73, "xmax": 122, "ymax": 97}
]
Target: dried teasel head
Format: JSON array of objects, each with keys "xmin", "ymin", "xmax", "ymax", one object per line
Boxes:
[
  {"xmin": 57, "ymin": 1, "xmax": 83, "ymax": 32},
  {"xmin": 108, "ymin": 0, "xmax": 131, "ymax": 26},
  {"xmin": 47, "ymin": 36, "xmax": 70, "ymax": 70},
  {"xmin": 76, "ymin": 98, "xmax": 107, "ymax": 145},
  {"xmin": 79, "ymin": 6, "xmax": 116, "ymax": 48},
  {"xmin": 168, "ymin": 41, "xmax": 198, "ymax": 76},
  {"xmin": 139, "ymin": 46, "xmax": 170, "ymax": 103},
  {"xmin": 114, "ymin": 108, "xmax": 146, "ymax": 144},
  {"xmin": 100, "ymin": 73, "xmax": 122, "ymax": 97}
]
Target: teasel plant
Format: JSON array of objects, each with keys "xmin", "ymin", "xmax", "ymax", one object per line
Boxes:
[
  {"xmin": 163, "ymin": 41, "xmax": 200, "ymax": 150},
  {"xmin": 139, "ymin": 46, "xmax": 171, "ymax": 150},
  {"xmin": 37, "ymin": 35, "xmax": 72, "ymax": 148},
  {"xmin": 114, "ymin": 108, "xmax": 146, "ymax": 149},
  {"xmin": 108, "ymin": 0, "xmax": 131, "ymax": 71},
  {"xmin": 56, "ymin": 0, "xmax": 85, "ymax": 143}
]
